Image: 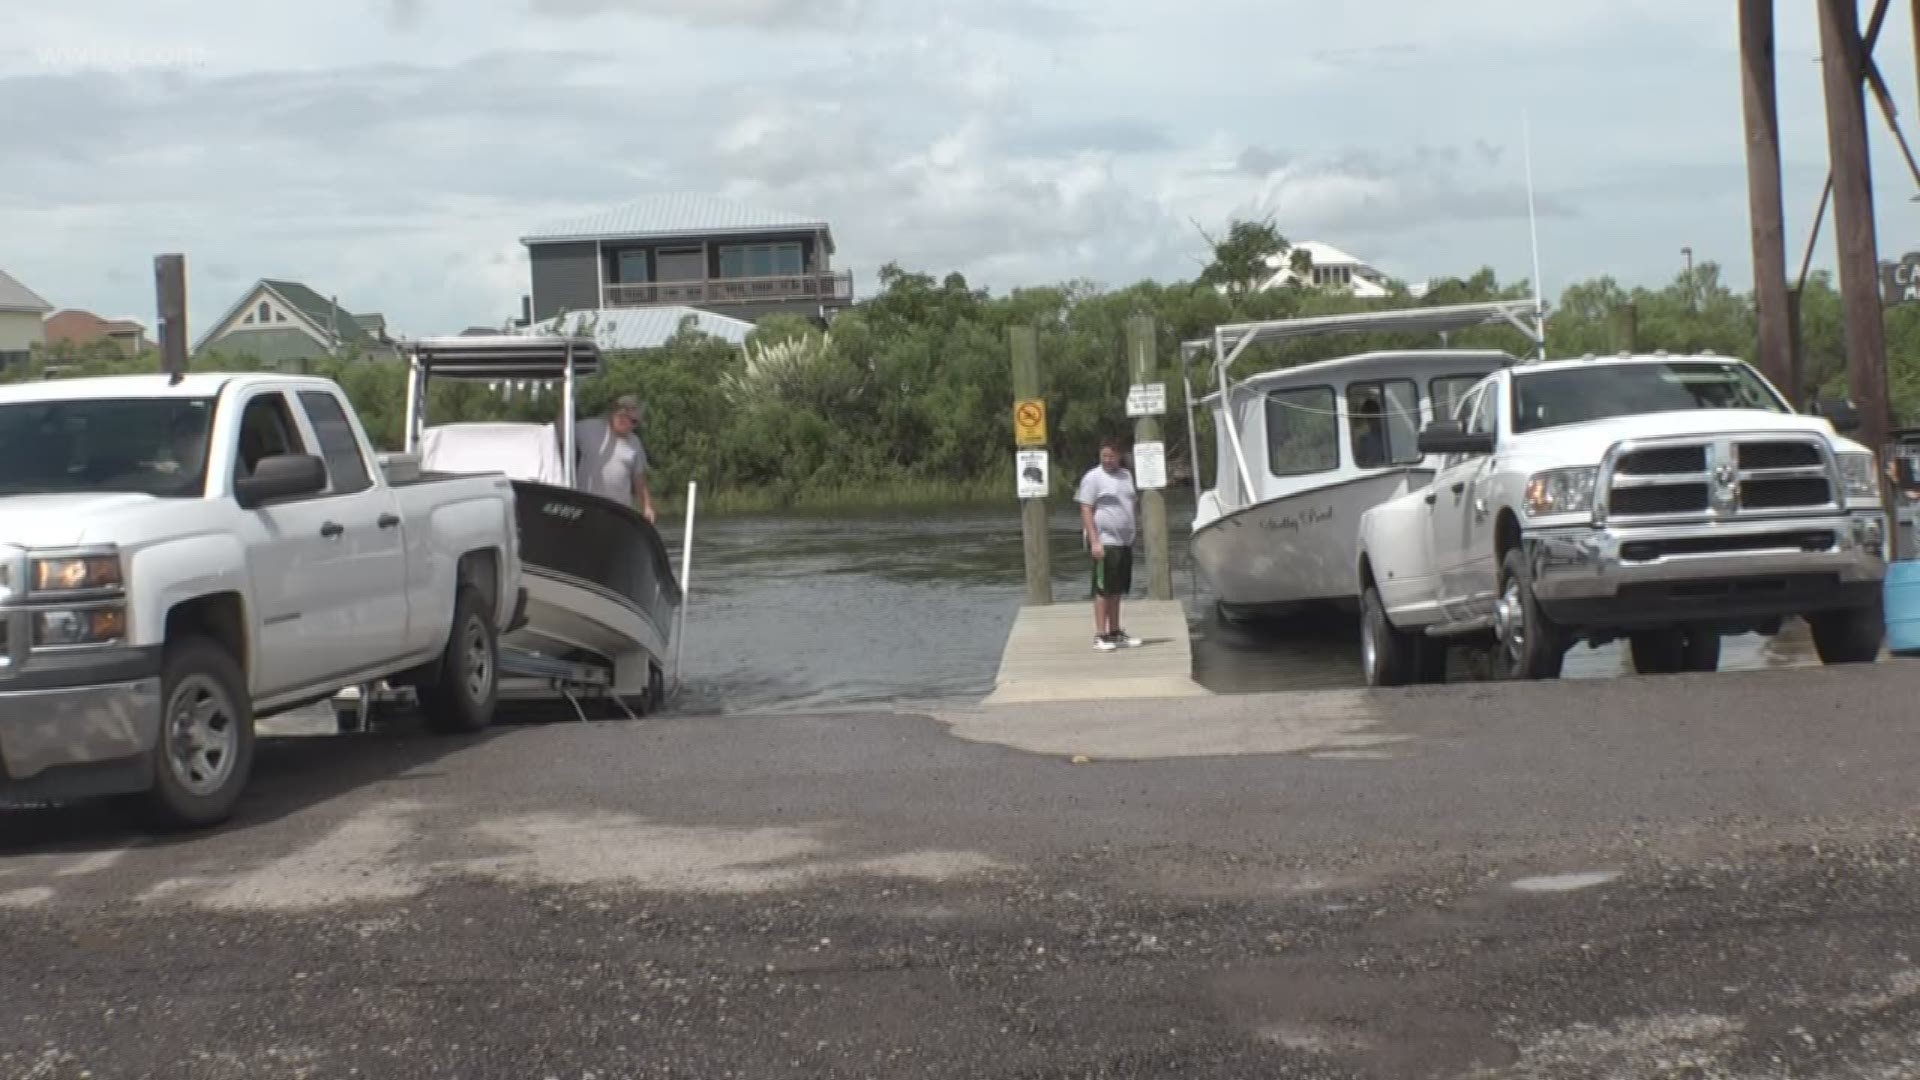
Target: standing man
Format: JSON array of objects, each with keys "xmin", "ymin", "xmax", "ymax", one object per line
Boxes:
[
  {"xmin": 574, "ymin": 394, "xmax": 656, "ymax": 524},
  {"xmin": 1076, "ymin": 435, "xmax": 1141, "ymax": 651}
]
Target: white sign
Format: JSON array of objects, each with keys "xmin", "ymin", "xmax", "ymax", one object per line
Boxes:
[
  {"xmin": 1126, "ymin": 382, "xmax": 1167, "ymax": 417},
  {"xmin": 1132, "ymin": 440, "xmax": 1168, "ymax": 490},
  {"xmin": 1016, "ymin": 449, "xmax": 1049, "ymax": 499}
]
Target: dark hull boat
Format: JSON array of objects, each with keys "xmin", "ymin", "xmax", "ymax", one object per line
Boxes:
[{"xmin": 393, "ymin": 334, "xmax": 688, "ymax": 714}]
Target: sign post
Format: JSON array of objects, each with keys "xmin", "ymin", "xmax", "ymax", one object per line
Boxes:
[
  {"xmin": 1010, "ymin": 326, "xmax": 1052, "ymax": 605},
  {"xmin": 1126, "ymin": 314, "xmax": 1174, "ymax": 601}
]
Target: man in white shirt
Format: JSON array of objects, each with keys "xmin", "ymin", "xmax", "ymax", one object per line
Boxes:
[
  {"xmin": 1075, "ymin": 435, "xmax": 1141, "ymax": 651},
  {"xmin": 573, "ymin": 394, "xmax": 656, "ymax": 523}
]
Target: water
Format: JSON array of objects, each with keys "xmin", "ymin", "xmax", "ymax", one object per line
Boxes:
[{"xmin": 670, "ymin": 501, "xmax": 1825, "ymax": 715}]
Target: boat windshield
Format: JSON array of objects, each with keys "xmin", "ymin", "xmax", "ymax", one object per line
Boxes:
[
  {"xmin": 0, "ymin": 397, "xmax": 216, "ymax": 497},
  {"xmin": 1511, "ymin": 361, "xmax": 1787, "ymax": 434}
]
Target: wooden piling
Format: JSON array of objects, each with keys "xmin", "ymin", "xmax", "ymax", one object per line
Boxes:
[
  {"xmin": 1740, "ymin": 0, "xmax": 1794, "ymax": 396},
  {"xmin": 1126, "ymin": 315, "xmax": 1174, "ymax": 602},
  {"xmin": 1010, "ymin": 325, "xmax": 1052, "ymax": 606}
]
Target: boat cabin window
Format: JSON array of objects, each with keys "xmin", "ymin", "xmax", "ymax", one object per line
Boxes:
[
  {"xmin": 1265, "ymin": 386, "xmax": 1339, "ymax": 477},
  {"xmin": 1430, "ymin": 375, "xmax": 1484, "ymax": 426},
  {"xmin": 1346, "ymin": 379, "xmax": 1421, "ymax": 469}
]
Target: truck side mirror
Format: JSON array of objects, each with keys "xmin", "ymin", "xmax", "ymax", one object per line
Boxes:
[
  {"xmin": 1418, "ymin": 420, "xmax": 1495, "ymax": 457},
  {"xmin": 236, "ymin": 453, "xmax": 328, "ymax": 508},
  {"xmin": 1812, "ymin": 397, "xmax": 1861, "ymax": 434}
]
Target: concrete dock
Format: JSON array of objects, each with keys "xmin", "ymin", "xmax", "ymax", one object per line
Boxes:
[{"xmin": 986, "ymin": 598, "xmax": 1207, "ymax": 704}]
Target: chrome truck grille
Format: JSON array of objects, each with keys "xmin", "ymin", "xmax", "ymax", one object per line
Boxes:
[{"xmin": 1597, "ymin": 435, "xmax": 1839, "ymax": 525}]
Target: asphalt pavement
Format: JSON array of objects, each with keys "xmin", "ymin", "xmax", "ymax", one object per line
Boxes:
[{"xmin": 5, "ymin": 662, "xmax": 1920, "ymax": 1078}]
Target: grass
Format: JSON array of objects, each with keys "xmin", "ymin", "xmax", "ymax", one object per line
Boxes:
[{"xmin": 659, "ymin": 476, "xmax": 1015, "ymax": 517}]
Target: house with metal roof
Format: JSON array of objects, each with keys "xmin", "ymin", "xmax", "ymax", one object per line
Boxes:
[
  {"xmin": 0, "ymin": 268, "xmax": 55, "ymax": 370},
  {"xmin": 193, "ymin": 278, "xmax": 398, "ymax": 367},
  {"xmin": 520, "ymin": 194, "xmax": 852, "ymax": 325},
  {"xmin": 525, "ymin": 305, "xmax": 755, "ymax": 352}
]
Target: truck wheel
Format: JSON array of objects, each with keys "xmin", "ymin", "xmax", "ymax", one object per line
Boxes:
[
  {"xmin": 1361, "ymin": 585, "xmax": 1425, "ymax": 687},
  {"xmin": 419, "ymin": 584, "xmax": 499, "ymax": 734},
  {"xmin": 145, "ymin": 636, "xmax": 254, "ymax": 830},
  {"xmin": 1809, "ymin": 604, "xmax": 1885, "ymax": 665},
  {"xmin": 1492, "ymin": 549, "xmax": 1565, "ymax": 681}
]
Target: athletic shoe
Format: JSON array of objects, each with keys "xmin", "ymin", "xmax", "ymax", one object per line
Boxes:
[
  {"xmin": 1094, "ymin": 636, "xmax": 1118, "ymax": 652},
  {"xmin": 1107, "ymin": 629, "xmax": 1142, "ymax": 648}
]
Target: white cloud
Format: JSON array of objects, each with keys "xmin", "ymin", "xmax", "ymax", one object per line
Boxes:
[{"xmin": 0, "ymin": 0, "xmax": 1913, "ymax": 337}]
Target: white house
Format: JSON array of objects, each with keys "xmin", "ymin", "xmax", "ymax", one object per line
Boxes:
[
  {"xmin": 1260, "ymin": 241, "xmax": 1425, "ymax": 300},
  {"xmin": 0, "ymin": 268, "xmax": 54, "ymax": 369}
]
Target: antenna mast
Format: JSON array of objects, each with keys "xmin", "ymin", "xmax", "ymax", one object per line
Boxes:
[{"xmin": 1523, "ymin": 113, "xmax": 1547, "ymax": 360}]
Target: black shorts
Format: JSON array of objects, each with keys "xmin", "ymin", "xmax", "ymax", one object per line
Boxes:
[{"xmin": 1092, "ymin": 544, "xmax": 1134, "ymax": 597}]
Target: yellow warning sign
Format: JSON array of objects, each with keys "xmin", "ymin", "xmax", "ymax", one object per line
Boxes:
[{"xmin": 1014, "ymin": 398, "xmax": 1047, "ymax": 446}]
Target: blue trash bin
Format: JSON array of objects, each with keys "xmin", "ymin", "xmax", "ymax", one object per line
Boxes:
[{"xmin": 1888, "ymin": 560, "xmax": 1920, "ymax": 656}]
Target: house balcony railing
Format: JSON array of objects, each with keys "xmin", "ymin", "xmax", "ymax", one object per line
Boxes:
[{"xmin": 603, "ymin": 270, "xmax": 854, "ymax": 309}]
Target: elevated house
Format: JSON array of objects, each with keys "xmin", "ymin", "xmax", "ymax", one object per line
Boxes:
[
  {"xmin": 194, "ymin": 278, "xmax": 397, "ymax": 367},
  {"xmin": 0, "ymin": 268, "xmax": 54, "ymax": 370},
  {"xmin": 1259, "ymin": 241, "xmax": 1420, "ymax": 300},
  {"xmin": 520, "ymin": 194, "xmax": 853, "ymax": 325}
]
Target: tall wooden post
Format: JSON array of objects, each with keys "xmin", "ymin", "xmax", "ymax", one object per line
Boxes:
[
  {"xmin": 154, "ymin": 254, "xmax": 188, "ymax": 384},
  {"xmin": 1817, "ymin": 0, "xmax": 1894, "ymax": 467},
  {"xmin": 1740, "ymin": 0, "xmax": 1794, "ymax": 394},
  {"xmin": 1010, "ymin": 326, "xmax": 1052, "ymax": 606},
  {"xmin": 1126, "ymin": 314, "xmax": 1173, "ymax": 601}
]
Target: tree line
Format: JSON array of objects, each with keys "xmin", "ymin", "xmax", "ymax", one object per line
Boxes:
[{"xmin": 9, "ymin": 220, "xmax": 1919, "ymax": 512}]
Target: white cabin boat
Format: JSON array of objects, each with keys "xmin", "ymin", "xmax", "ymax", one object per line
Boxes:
[{"xmin": 1179, "ymin": 302, "xmax": 1545, "ymax": 614}]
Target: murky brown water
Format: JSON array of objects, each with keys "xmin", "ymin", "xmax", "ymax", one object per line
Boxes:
[{"xmin": 668, "ymin": 501, "xmax": 1826, "ymax": 714}]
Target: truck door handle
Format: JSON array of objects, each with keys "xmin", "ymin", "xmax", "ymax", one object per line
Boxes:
[
  {"xmin": 1424, "ymin": 491, "xmax": 1438, "ymax": 505},
  {"xmin": 320, "ymin": 521, "xmax": 345, "ymax": 538},
  {"xmin": 1450, "ymin": 481, "xmax": 1466, "ymax": 494},
  {"xmin": 377, "ymin": 513, "xmax": 400, "ymax": 529}
]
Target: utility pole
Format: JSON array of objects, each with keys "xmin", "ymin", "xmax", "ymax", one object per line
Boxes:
[
  {"xmin": 154, "ymin": 254, "xmax": 188, "ymax": 385},
  {"xmin": 1817, "ymin": 0, "xmax": 1894, "ymax": 468},
  {"xmin": 1739, "ymin": 0, "xmax": 1794, "ymax": 397},
  {"xmin": 1009, "ymin": 325, "xmax": 1052, "ymax": 606},
  {"xmin": 1125, "ymin": 314, "xmax": 1173, "ymax": 601}
]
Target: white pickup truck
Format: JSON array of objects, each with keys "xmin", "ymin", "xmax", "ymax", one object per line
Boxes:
[
  {"xmin": 1355, "ymin": 352, "xmax": 1888, "ymax": 685},
  {"xmin": 0, "ymin": 372, "xmax": 523, "ymax": 828}
]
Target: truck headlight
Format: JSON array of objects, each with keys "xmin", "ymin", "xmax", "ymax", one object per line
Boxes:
[
  {"xmin": 32, "ymin": 554, "xmax": 123, "ymax": 593},
  {"xmin": 1525, "ymin": 467, "xmax": 1597, "ymax": 517},
  {"xmin": 33, "ymin": 605, "xmax": 126, "ymax": 648},
  {"xmin": 1838, "ymin": 452, "xmax": 1880, "ymax": 502}
]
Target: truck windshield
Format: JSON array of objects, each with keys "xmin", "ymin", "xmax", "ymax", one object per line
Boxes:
[
  {"xmin": 0, "ymin": 397, "xmax": 217, "ymax": 497},
  {"xmin": 1512, "ymin": 361, "xmax": 1787, "ymax": 434}
]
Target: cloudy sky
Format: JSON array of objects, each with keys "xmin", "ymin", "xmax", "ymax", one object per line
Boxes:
[{"xmin": 4, "ymin": 0, "xmax": 1920, "ymax": 337}]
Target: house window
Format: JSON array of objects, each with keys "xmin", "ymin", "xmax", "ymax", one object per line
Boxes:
[
  {"xmin": 616, "ymin": 250, "xmax": 649, "ymax": 284},
  {"xmin": 718, "ymin": 242, "xmax": 803, "ymax": 279},
  {"xmin": 257, "ymin": 301, "xmax": 271, "ymax": 322},
  {"xmin": 1264, "ymin": 386, "xmax": 1339, "ymax": 477},
  {"xmin": 275, "ymin": 311, "xmax": 287, "ymax": 323},
  {"xmin": 1346, "ymin": 379, "xmax": 1421, "ymax": 469}
]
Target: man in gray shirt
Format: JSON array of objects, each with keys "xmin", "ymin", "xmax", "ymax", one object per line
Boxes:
[
  {"xmin": 574, "ymin": 394, "xmax": 656, "ymax": 524},
  {"xmin": 1076, "ymin": 435, "xmax": 1141, "ymax": 651}
]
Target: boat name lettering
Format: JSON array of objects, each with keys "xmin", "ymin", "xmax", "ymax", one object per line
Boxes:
[
  {"xmin": 542, "ymin": 502, "xmax": 585, "ymax": 520},
  {"xmin": 1259, "ymin": 505, "xmax": 1334, "ymax": 532}
]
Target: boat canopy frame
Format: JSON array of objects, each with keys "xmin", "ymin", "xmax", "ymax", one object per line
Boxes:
[
  {"xmin": 400, "ymin": 333, "xmax": 605, "ymax": 489},
  {"xmin": 1177, "ymin": 299, "xmax": 1547, "ymax": 507}
]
